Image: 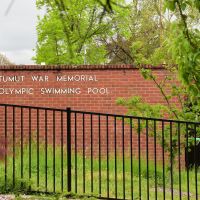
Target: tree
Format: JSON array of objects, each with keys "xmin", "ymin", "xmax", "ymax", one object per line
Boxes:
[
  {"xmin": 97, "ymin": 0, "xmax": 176, "ymax": 65},
  {"xmin": 99, "ymin": 0, "xmax": 200, "ymax": 162},
  {"xmin": 34, "ymin": 0, "xmax": 126, "ymax": 64},
  {"xmin": 116, "ymin": 66, "xmax": 200, "ymax": 162},
  {"xmin": 84, "ymin": 0, "xmax": 173, "ymax": 65},
  {"xmin": 0, "ymin": 53, "xmax": 14, "ymax": 65},
  {"xmin": 34, "ymin": 0, "xmax": 175, "ymax": 65},
  {"xmin": 162, "ymin": 0, "xmax": 200, "ymax": 103}
]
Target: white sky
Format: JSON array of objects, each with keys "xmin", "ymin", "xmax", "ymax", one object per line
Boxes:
[{"xmin": 0, "ymin": 0, "xmax": 38, "ymax": 64}]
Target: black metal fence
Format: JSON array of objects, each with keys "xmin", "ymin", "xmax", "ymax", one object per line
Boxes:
[{"xmin": 0, "ymin": 104, "xmax": 199, "ymax": 200}]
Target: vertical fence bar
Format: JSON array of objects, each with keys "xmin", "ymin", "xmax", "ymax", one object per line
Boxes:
[
  {"xmin": 122, "ymin": 117, "xmax": 125, "ymax": 200},
  {"xmin": 53, "ymin": 110, "xmax": 56, "ymax": 192},
  {"xmin": 90, "ymin": 114, "xmax": 93, "ymax": 194},
  {"xmin": 106, "ymin": 116, "xmax": 109, "ymax": 199},
  {"xmin": 45, "ymin": 109, "xmax": 48, "ymax": 192},
  {"xmin": 146, "ymin": 120, "xmax": 149, "ymax": 200},
  {"xmin": 4, "ymin": 106, "xmax": 7, "ymax": 190},
  {"xmin": 74, "ymin": 113, "xmax": 77, "ymax": 193},
  {"xmin": 37, "ymin": 109, "xmax": 40, "ymax": 190},
  {"xmin": 82, "ymin": 113, "xmax": 85, "ymax": 193},
  {"xmin": 13, "ymin": 106, "xmax": 15, "ymax": 188},
  {"xmin": 138, "ymin": 119, "xmax": 141, "ymax": 200},
  {"xmin": 186, "ymin": 123, "xmax": 190, "ymax": 200},
  {"xmin": 162, "ymin": 121, "xmax": 165, "ymax": 200},
  {"xmin": 154, "ymin": 120, "xmax": 157, "ymax": 200},
  {"xmin": 29, "ymin": 108, "xmax": 32, "ymax": 191},
  {"xmin": 21, "ymin": 107, "xmax": 24, "ymax": 188},
  {"xmin": 67, "ymin": 108, "xmax": 72, "ymax": 193},
  {"xmin": 114, "ymin": 116, "xmax": 118, "ymax": 199},
  {"xmin": 178, "ymin": 122, "xmax": 182, "ymax": 200},
  {"xmin": 61, "ymin": 111, "xmax": 64, "ymax": 192},
  {"xmin": 98, "ymin": 115, "xmax": 101, "ymax": 197},
  {"xmin": 170, "ymin": 122, "xmax": 174, "ymax": 200},
  {"xmin": 194, "ymin": 124, "xmax": 198, "ymax": 200},
  {"xmin": 130, "ymin": 118, "xmax": 133, "ymax": 200}
]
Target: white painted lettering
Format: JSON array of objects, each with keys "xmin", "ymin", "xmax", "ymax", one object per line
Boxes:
[
  {"xmin": 87, "ymin": 88, "xmax": 108, "ymax": 94},
  {"xmin": 41, "ymin": 88, "xmax": 81, "ymax": 95},
  {"xmin": 56, "ymin": 75, "xmax": 98, "ymax": 82},
  {"xmin": 0, "ymin": 88, "xmax": 34, "ymax": 95},
  {"xmin": 0, "ymin": 76, "xmax": 25, "ymax": 82},
  {"xmin": 31, "ymin": 76, "xmax": 48, "ymax": 81}
]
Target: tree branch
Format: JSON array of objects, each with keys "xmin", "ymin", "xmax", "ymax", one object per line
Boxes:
[{"xmin": 176, "ymin": 0, "xmax": 197, "ymax": 49}]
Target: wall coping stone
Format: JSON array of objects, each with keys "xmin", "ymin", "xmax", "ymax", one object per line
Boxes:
[{"xmin": 0, "ymin": 64, "xmax": 167, "ymax": 71}]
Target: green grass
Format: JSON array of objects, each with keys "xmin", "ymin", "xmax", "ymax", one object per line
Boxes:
[{"xmin": 0, "ymin": 142, "xmax": 199, "ymax": 200}]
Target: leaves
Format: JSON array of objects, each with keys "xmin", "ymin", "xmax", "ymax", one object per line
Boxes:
[
  {"xmin": 140, "ymin": 68, "xmax": 155, "ymax": 80},
  {"xmin": 165, "ymin": 0, "xmax": 176, "ymax": 11},
  {"xmin": 34, "ymin": 0, "xmax": 177, "ymax": 65},
  {"xmin": 34, "ymin": 0, "xmax": 119, "ymax": 64}
]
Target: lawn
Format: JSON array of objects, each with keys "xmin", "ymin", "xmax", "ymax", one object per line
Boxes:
[{"xmin": 0, "ymin": 142, "xmax": 199, "ymax": 200}]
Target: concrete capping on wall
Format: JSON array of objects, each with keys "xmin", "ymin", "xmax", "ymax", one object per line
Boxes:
[{"xmin": 0, "ymin": 64, "xmax": 166, "ymax": 71}]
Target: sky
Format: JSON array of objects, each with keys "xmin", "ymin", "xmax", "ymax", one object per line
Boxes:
[{"xmin": 0, "ymin": 0, "xmax": 39, "ymax": 64}]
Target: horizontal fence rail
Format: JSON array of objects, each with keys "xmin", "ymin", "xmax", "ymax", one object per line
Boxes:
[{"xmin": 0, "ymin": 104, "xmax": 199, "ymax": 200}]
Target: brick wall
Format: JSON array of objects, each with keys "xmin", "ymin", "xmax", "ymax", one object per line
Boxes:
[
  {"xmin": 0, "ymin": 64, "xmax": 175, "ymax": 111},
  {"xmin": 0, "ymin": 65, "xmax": 181, "ymax": 162}
]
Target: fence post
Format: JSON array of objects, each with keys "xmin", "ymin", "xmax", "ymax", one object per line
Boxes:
[{"xmin": 67, "ymin": 107, "xmax": 72, "ymax": 193}]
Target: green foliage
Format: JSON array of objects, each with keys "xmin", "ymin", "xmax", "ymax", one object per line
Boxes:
[
  {"xmin": 34, "ymin": 0, "xmax": 200, "ymax": 73},
  {"xmin": 108, "ymin": 0, "xmax": 174, "ymax": 65},
  {"xmin": 34, "ymin": 0, "xmax": 123, "ymax": 64},
  {"xmin": 116, "ymin": 96, "xmax": 169, "ymax": 119},
  {"xmin": 95, "ymin": 0, "xmax": 200, "ymax": 88},
  {"xmin": 117, "ymin": 68, "xmax": 200, "ymax": 161},
  {"xmin": 116, "ymin": 95, "xmax": 200, "ymax": 161},
  {"xmin": 164, "ymin": 0, "xmax": 200, "ymax": 103},
  {"xmin": 34, "ymin": 0, "xmax": 176, "ymax": 65}
]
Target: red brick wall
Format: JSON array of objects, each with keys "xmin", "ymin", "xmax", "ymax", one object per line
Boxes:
[
  {"xmin": 0, "ymin": 65, "xmax": 181, "ymax": 162},
  {"xmin": 0, "ymin": 65, "xmax": 174, "ymax": 111}
]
